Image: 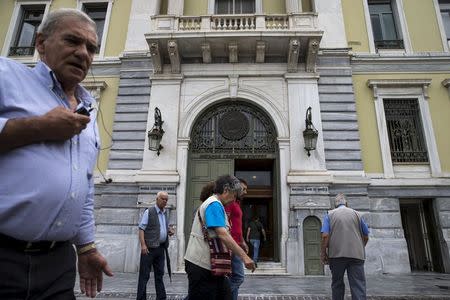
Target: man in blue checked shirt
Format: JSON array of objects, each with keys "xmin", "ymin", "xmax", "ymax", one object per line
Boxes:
[
  {"xmin": 321, "ymin": 193, "xmax": 369, "ymax": 300},
  {"xmin": 0, "ymin": 8, "xmax": 112, "ymax": 299}
]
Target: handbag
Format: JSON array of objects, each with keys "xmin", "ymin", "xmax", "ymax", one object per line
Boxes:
[{"xmin": 197, "ymin": 210, "xmax": 232, "ymax": 276}]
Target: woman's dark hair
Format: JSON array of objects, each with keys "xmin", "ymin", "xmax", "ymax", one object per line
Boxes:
[
  {"xmin": 213, "ymin": 175, "xmax": 242, "ymax": 195},
  {"xmin": 199, "ymin": 181, "xmax": 215, "ymax": 202}
]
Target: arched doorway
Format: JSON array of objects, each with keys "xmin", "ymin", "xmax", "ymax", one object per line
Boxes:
[
  {"xmin": 185, "ymin": 100, "xmax": 280, "ymax": 261},
  {"xmin": 303, "ymin": 216, "xmax": 323, "ymax": 275}
]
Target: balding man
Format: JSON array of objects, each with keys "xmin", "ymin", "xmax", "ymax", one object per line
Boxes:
[
  {"xmin": 0, "ymin": 8, "xmax": 111, "ymax": 299},
  {"xmin": 321, "ymin": 193, "xmax": 369, "ymax": 300},
  {"xmin": 136, "ymin": 191, "xmax": 174, "ymax": 300}
]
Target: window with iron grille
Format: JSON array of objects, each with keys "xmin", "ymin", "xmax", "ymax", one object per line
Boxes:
[
  {"xmin": 82, "ymin": 2, "xmax": 108, "ymax": 53},
  {"xmin": 368, "ymin": 0, "xmax": 404, "ymax": 50},
  {"xmin": 215, "ymin": 0, "xmax": 255, "ymax": 14},
  {"xmin": 383, "ymin": 99, "xmax": 428, "ymax": 163},
  {"xmin": 191, "ymin": 101, "xmax": 276, "ymax": 154},
  {"xmin": 9, "ymin": 5, "xmax": 45, "ymax": 56}
]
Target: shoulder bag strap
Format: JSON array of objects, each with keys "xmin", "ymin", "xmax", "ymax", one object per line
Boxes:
[{"xmin": 197, "ymin": 210, "xmax": 210, "ymax": 241}]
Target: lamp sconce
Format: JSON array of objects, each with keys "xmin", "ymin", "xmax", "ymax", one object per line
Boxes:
[
  {"xmin": 303, "ymin": 106, "xmax": 318, "ymax": 157},
  {"xmin": 148, "ymin": 107, "xmax": 165, "ymax": 156}
]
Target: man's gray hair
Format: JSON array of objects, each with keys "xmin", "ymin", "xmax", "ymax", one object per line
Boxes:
[
  {"xmin": 335, "ymin": 193, "xmax": 347, "ymax": 207},
  {"xmin": 37, "ymin": 8, "xmax": 97, "ymax": 38}
]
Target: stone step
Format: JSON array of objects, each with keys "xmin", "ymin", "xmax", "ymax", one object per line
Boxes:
[{"xmin": 245, "ymin": 262, "xmax": 287, "ymax": 275}]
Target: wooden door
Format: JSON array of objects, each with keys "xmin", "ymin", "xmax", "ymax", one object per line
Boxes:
[
  {"xmin": 184, "ymin": 158, "xmax": 234, "ymax": 246},
  {"xmin": 303, "ymin": 216, "xmax": 323, "ymax": 275}
]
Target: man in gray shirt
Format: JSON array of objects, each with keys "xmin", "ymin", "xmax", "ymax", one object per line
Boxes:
[{"xmin": 321, "ymin": 193, "xmax": 369, "ymax": 300}]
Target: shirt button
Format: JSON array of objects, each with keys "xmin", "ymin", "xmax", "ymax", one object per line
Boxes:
[
  {"xmin": 73, "ymin": 164, "xmax": 78, "ymax": 170},
  {"xmin": 71, "ymin": 192, "xmax": 76, "ymax": 199},
  {"xmin": 56, "ymin": 221, "xmax": 63, "ymax": 227},
  {"xmin": 73, "ymin": 140, "xmax": 78, "ymax": 145}
]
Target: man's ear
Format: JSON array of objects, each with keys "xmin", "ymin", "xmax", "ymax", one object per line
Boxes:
[{"xmin": 35, "ymin": 33, "xmax": 45, "ymax": 55}]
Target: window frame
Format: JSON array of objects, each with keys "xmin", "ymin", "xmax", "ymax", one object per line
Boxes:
[
  {"xmin": 208, "ymin": 0, "xmax": 262, "ymax": 14},
  {"xmin": 367, "ymin": 79, "xmax": 442, "ymax": 178},
  {"xmin": 77, "ymin": 0, "xmax": 113, "ymax": 59},
  {"xmin": 363, "ymin": 0, "xmax": 412, "ymax": 54},
  {"xmin": 434, "ymin": 0, "xmax": 450, "ymax": 52},
  {"xmin": 214, "ymin": 0, "xmax": 255, "ymax": 14},
  {"xmin": 1, "ymin": 0, "xmax": 51, "ymax": 60}
]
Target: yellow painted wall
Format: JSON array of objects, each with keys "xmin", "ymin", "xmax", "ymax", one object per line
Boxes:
[
  {"xmin": 50, "ymin": 0, "xmax": 76, "ymax": 9},
  {"xmin": 184, "ymin": 0, "xmax": 207, "ymax": 15},
  {"xmin": 403, "ymin": 0, "xmax": 443, "ymax": 52},
  {"xmin": 104, "ymin": 0, "xmax": 131, "ymax": 57},
  {"xmin": 353, "ymin": 74, "xmax": 450, "ymax": 173},
  {"xmin": 0, "ymin": 1, "xmax": 14, "ymax": 51},
  {"xmin": 84, "ymin": 76, "xmax": 119, "ymax": 173},
  {"xmin": 263, "ymin": 0, "xmax": 285, "ymax": 14},
  {"xmin": 341, "ymin": 0, "xmax": 370, "ymax": 52}
]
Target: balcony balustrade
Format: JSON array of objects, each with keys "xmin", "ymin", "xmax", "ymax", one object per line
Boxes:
[{"xmin": 146, "ymin": 13, "xmax": 322, "ymax": 74}]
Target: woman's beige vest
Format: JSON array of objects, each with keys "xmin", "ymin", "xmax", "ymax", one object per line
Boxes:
[{"xmin": 184, "ymin": 195, "xmax": 229, "ymax": 270}]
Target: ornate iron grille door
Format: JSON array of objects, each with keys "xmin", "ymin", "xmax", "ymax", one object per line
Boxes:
[
  {"xmin": 191, "ymin": 101, "xmax": 277, "ymax": 154},
  {"xmin": 383, "ymin": 99, "xmax": 428, "ymax": 163}
]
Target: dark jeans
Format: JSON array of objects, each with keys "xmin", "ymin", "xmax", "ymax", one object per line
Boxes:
[
  {"xmin": 329, "ymin": 257, "xmax": 366, "ymax": 300},
  {"xmin": 0, "ymin": 242, "xmax": 76, "ymax": 300},
  {"xmin": 185, "ymin": 260, "xmax": 231, "ymax": 300},
  {"xmin": 136, "ymin": 245, "xmax": 166, "ymax": 300}
]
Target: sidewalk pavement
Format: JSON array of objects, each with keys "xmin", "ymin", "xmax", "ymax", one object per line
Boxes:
[{"xmin": 76, "ymin": 271, "xmax": 450, "ymax": 300}]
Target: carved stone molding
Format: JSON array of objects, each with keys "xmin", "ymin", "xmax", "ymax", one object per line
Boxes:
[
  {"xmin": 201, "ymin": 42, "xmax": 211, "ymax": 63},
  {"xmin": 229, "ymin": 75, "xmax": 238, "ymax": 98},
  {"xmin": 287, "ymin": 38, "xmax": 300, "ymax": 72},
  {"xmin": 306, "ymin": 38, "xmax": 320, "ymax": 73},
  {"xmin": 443, "ymin": 79, "xmax": 450, "ymax": 96},
  {"xmin": 256, "ymin": 41, "xmax": 266, "ymax": 63},
  {"xmin": 81, "ymin": 80, "xmax": 107, "ymax": 101},
  {"xmin": 149, "ymin": 42, "xmax": 162, "ymax": 74},
  {"xmin": 367, "ymin": 79, "xmax": 432, "ymax": 99},
  {"xmin": 168, "ymin": 40, "xmax": 180, "ymax": 73},
  {"xmin": 228, "ymin": 41, "xmax": 238, "ymax": 63}
]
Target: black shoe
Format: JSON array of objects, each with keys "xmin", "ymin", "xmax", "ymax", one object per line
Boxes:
[{"xmin": 255, "ymin": 262, "xmax": 258, "ymax": 268}]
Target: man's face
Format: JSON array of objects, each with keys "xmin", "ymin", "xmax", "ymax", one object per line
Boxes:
[
  {"xmin": 241, "ymin": 183, "xmax": 248, "ymax": 196},
  {"xmin": 36, "ymin": 17, "xmax": 97, "ymax": 90},
  {"xmin": 156, "ymin": 194, "xmax": 169, "ymax": 210}
]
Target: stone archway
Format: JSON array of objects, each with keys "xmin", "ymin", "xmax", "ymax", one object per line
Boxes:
[{"xmin": 185, "ymin": 99, "xmax": 281, "ymax": 261}]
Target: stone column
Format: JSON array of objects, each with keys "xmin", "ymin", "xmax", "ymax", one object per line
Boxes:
[
  {"xmin": 286, "ymin": 0, "xmax": 300, "ymax": 13},
  {"xmin": 124, "ymin": 0, "xmax": 162, "ymax": 53},
  {"xmin": 168, "ymin": 0, "xmax": 184, "ymax": 15},
  {"xmin": 175, "ymin": 139, "xmax": 190, "ymax": 270},
  {"xmin": 139, "ymin": 75, "xmax": 183, "ymax": 183},
  {"xmin": 278, "ymin": 138, "xmax": 291, "ymax": 269},
  {"xmin": 285, "ymin": 75, "xmax": 327, "ymax": 173}
]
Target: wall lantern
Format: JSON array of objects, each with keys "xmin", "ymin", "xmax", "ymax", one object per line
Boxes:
[
  {"xmin": 303, "ymin": 106, "xmax": 318, "ymax": 157},
  {"xmin": 148, "ymin": 107, "xmax": 165, "ymax": 156}
]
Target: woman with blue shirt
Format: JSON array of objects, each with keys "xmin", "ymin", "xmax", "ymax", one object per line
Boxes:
[{"xmin": 184, "ymin": 175, "xmax": 256, "ymax": 300}]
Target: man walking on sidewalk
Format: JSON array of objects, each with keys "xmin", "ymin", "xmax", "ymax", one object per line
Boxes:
[
  {"xmin": 225, "ymin": 178, "xmax": 249, "ymax": 300},
  {"xmin": 136, "ymin": 191, "xmax": 174, "ymax": 300},
  {"xmin": 321, "ymin": 193, "xmax": 369, "ymax": 300}
]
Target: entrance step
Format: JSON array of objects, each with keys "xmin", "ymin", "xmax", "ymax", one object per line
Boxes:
[{"xmin": 245, "ymin": 262, "xmax": 287, "ymax": 275}]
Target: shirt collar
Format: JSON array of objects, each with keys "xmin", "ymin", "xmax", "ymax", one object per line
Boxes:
[
  {"xmin": 336, "ymin": 204, "xmax": 346, "ymax": 208},
  {"xmin": 155, "ymin": 205, "xmax": 165, "ymax": 214},
  {"xmin": 33, "ymin": 61, "xmax": 93, "ymax": 106}
]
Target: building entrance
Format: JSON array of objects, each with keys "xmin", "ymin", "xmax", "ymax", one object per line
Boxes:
[
  {"xmin": 185, "ymin": 100, "xmax": 279, "ymax": 262},
  {"xmin": 400, "ymin": 199, "xmax": 444, "ymax": 272}
]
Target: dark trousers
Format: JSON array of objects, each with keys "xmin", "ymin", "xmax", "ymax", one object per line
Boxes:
[
  {"xmin": 185, "ymin": 260, "xmax": 231, "ymax": 300},
  {"xmin": 0, "ymin": 242, "xmax": 76, "ymax": 300},
  {"xmin": 329, "ymin": 257, "xmax": 366, "ymax": 300},
  {"xmin": 136, "ymin": 245, "xmax": 166, "ymax": 300}
]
